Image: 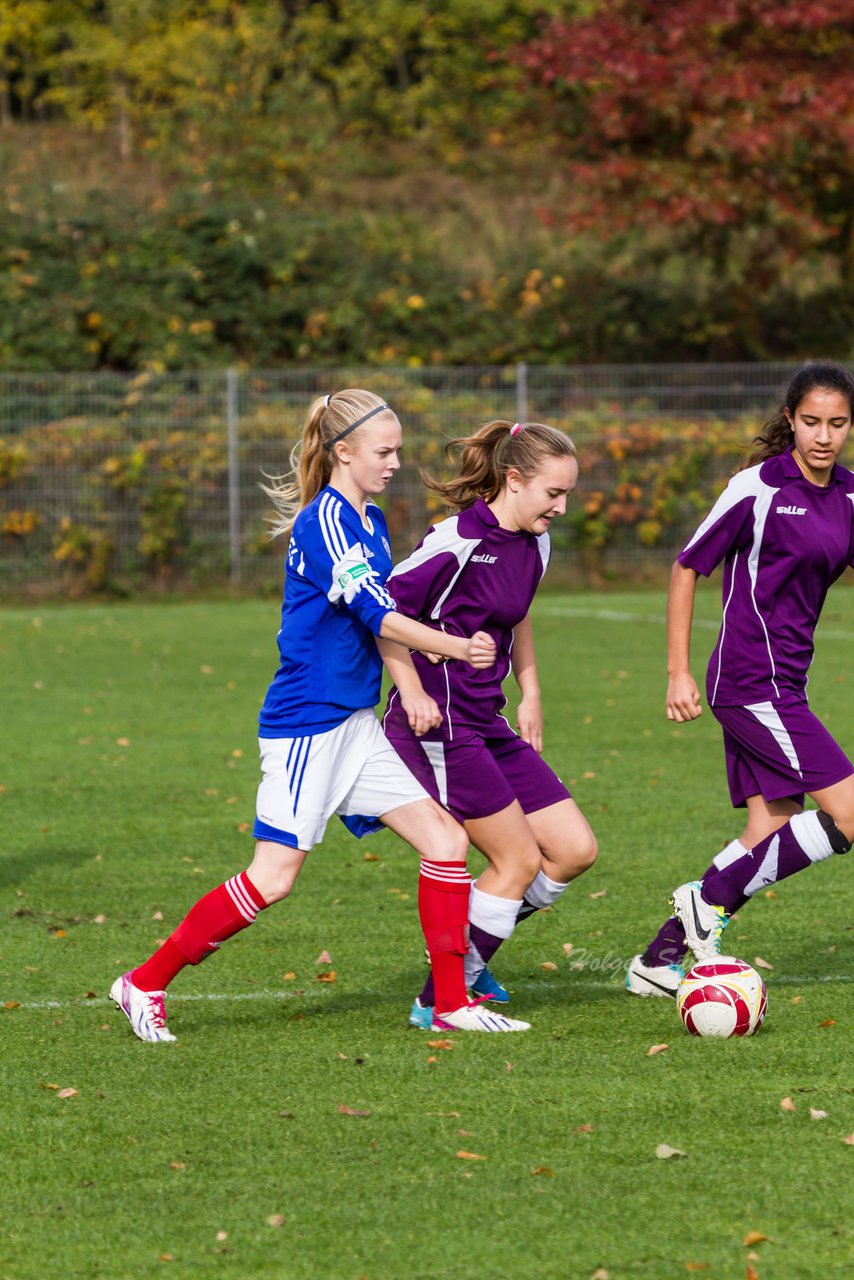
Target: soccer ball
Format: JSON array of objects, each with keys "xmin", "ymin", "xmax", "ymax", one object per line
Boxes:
[{"xmin": 676, "ymin": 958, "xmax": 767, "ymax": 1038}]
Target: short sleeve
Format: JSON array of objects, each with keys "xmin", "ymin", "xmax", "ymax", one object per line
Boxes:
[
  {"xmin": 298, "ymin": 496, "xmax": 396, "ymax": 636},
  {"xmin": 678, "ymin": 472, "xmax": 758, "ymax": 578}
]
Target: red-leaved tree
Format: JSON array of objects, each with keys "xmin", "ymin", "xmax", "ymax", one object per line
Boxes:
[{"xmin": 516, "ymin": 0, "xmax": 854, "ymax": 291}]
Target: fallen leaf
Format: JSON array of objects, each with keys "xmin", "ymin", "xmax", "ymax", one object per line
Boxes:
[
  {"xmin": 817, "ymin": 1018, "xmax": 836, "ymax": 1028},
  {"xmin": 589, "ymin": 889, "xmax": 607, "ymax": 899},
  {"xmin": 56, "ymin": 1088, "xmax": 78, "ymax": 1099},
  {"xmin": 317, "ymin": 971, "xmax": 336, "ymax": 983},
  {"xmin": 337, "ymin": 1105, "xmax": 370, "ymax": 1117},
  {"xmin": 94, "ymin": 914, "xmax": 107, "ymax": 925},
  {"xmin": 456, "ymin": 1129, "xmax": 473, "ymax": 1137},
  {"xmin": 790, "ymin": 995, "xmax": 802, "ymax": 1004},
  {"xmin": 647, "ymin": 1043, "xmax": 669, "ymax": 1056},
  {"xmin": 506, "ymin": 1061, "xmax": 513, "ymax": 1072},
  {"xmin": 427, "ymin": 1039, "xmax": 454, "ymax": 1051},
  {"xmin": 455, "ymin": 1150, "xmax": 487, "ymax": 1161},
  {"xmin": 562, "ymin": 942, "xmax": 574, "ymax": 956},
  {"xmin": 684, "ymin": 1265, "xmax": 709, "ymax": 1273},
  {"xmin": 152, "ymin": 910, "xmax": 164, "ymax": 921},
  {"xmin": 842, "ymin": 1133, "xmax": 854, "ymax": 1145},
  {"xmin": 3, "ymin": 1001, "xmax": 20, "ymax": 1010},
  {"xmin": 231, "ymin": 749, "xmax": 243, "ymax": 759},
  {"xmin": 85, "ymin": 990, "xmax": 97, "ymax": 999},
  {"xmin": 745, "ymin": 1267, "xmax": 759, "ymax": 1280},
  {"xmin": 316, "ymin": 950, "xmax": 332, "ymax": 964},
  {"xmin": 426, "ymin": 1056, "xmax": 438, "ymax": 1064},
  {"xmin": 115, "ymin": 738, "xmax": 130, "ymax": 747},
  {"xmin": 215, "ymin": 1232, "xmax": 228, "ymax": 1243},
  {"xmin": 742, "ymin": 1231, "xmax": 769, "ymax": 1246},
  {"xmin": 764, "ymin": 889, "xmax": 777, "ymax": 898},
  {"xmin": 425, "ymin": 1110, "xmax": 460, "ymax": 1117},
  {"xmin": 780, "ymin": 1097, "xmax": 796, "ymax": 1112},
  {"xmin": 277, "ymin": 1111, "xmax": 295, "ymax": 1119},
  {"xmin": 237, "ymin": 822, "xmax": 250, "ymax": 833},
  {"xmin": 363, "ymin": 852, "xmax": 380, "ymax": 862},
  {"xmin": 591, "ymin": 1269, "xmax": 609, "ymax": 1280},
  {"xmin": 266, "ymin": 1214, "xmax": 284, "ymax": 1228},
  {"xmin": 159, "ymin": 1254, "xmax": 174, "ymax": 1263},
  {"xmin": 575, "ymin": 1123, "xmax": 595, "ymax": 1134},
  {"xmin": 283, "ymin": 972, "xmax": 296, "ymax": 981},
  {"xmin": 754, "ymin": 956, "xmax": 773, "ymax": 970},
  {"xmin": 541, "ymin": 961, "xmax": 558, "ymax": 971},
  {"xmin": 809, "ymin": 1108, "xmax": 828, "ymax": 1121},
  {"xmin": 531, "ymin": 1166, "xmax": 554, "ymax": 1176},
  {"xmin": 169, "ymin": 1161, "xmax": 186, "ymax": 1171},
  {"xmin": 655, "ymin": 1143, "xmax": 686, "ymax": 1159}
]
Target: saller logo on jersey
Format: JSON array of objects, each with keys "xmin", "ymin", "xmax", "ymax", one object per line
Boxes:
[
  {"xmin": 776, "ymin": 505, "xmax": 807, "ymax": 516},
  {"xmin": 471, "ymin": 553, "xmax": 497, "ymax": 564}
]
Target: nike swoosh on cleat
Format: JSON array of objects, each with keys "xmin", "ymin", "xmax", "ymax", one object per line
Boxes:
[
  {"xmin": 642, "ymin": 975, "xmax": 678, "ymax": 997},
  {"xmin": 689, "ymin": 897, "xmax": 712, "ymax": 941}
]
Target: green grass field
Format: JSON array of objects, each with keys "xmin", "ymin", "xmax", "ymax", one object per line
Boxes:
[{"xmin": 2, "ymin": 587, "xmax": 852, "ymax": 1280}]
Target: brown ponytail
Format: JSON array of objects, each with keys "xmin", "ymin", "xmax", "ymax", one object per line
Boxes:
[{"xmin": 425, "ymin": 420, "xmax": 577, "ymax": 512}]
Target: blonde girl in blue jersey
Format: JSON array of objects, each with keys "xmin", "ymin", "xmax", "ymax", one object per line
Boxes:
[{"xmin": 111, "ymin": 389, "xmax": 530, "ymax": 1041}]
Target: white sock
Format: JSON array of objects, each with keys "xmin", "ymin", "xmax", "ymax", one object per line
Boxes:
[{"xmin": 524, "ymin": 869, "xmax": 569, "ymax": 910}]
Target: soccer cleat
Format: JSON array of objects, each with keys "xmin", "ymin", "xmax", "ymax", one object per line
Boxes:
[
  {"xmin": 109, "ymin": 972, "xmax": 177, "ymax": 1043},
  {"xmin": 671, "ymin": 881, "xmax": 729, "ymax": 961},
  {"xmin": 431, "ymin": 999, "xmax": 530, "ymax": 1033},
  {"xmin": 408, "ymin": 997, "xmax": 434, "ymax": 1030},
  {"xmin": 625, "ymin": 954, "xmax": 684, "ymax": 998},
  {"xmin": 469, "ymin": 965, "xmax": 510, "ymax": 1004}
]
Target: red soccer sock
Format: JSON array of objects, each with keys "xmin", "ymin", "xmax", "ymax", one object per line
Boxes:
[
  {"xmin": 132, "ymin": 871, "xmax": 268, "ymax": 992},
  {"xmin": 418, "ymin": 858, "xmax": 470, "ymax": 1013}
]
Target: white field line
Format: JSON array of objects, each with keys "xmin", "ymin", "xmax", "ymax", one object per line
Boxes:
[
  {"xmin": 8, "ymin": 971, "xmax": 853, "ymax": 1011},
  {"xmin": 536, "ymin": 603, "xmax": 854, "ymax": 642}
]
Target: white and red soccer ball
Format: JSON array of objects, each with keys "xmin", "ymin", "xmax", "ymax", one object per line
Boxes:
[{"xmin": 676, "ymin": 958, "xmax": 768, "ymax": 1038}]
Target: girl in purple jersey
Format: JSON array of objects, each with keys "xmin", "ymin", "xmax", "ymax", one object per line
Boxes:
[
  {"xmin": 627, "ymin": 362, "xmax": 854, "ymax": 997},
  {"xmin": 110, "ymin": 389, "xmax": 530, "ymax": 1041},
  {"xmin": 381, "ymin": 420, "xmax": 599, "ymax": 1027}
]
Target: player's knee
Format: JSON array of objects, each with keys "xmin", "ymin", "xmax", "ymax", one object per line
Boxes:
[
  {"xmin": 544, "ymin": 829, "xmax": 598, "ymax": 880},
  {"xmin": 430, "ymin": 815, "xmax": 469, "ymax": 861}
]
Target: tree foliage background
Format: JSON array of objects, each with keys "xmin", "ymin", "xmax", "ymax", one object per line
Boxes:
[{"xmin": 2, "ymin": 0, "xmax": 853, "ymax": 371}]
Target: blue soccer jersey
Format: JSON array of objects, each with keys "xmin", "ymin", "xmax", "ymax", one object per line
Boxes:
[{"xmin": 258, "ymin": 485, "xmax": 397, "ymax": 737}]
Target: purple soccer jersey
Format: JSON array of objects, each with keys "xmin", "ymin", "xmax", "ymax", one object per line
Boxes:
[
  {"xmin": 383, "ymin": 498, "xmax": 550, "ymax": 740},
  {"xmin": 679, "ymin": 448, "xmax": 854, "ymax": 707}
]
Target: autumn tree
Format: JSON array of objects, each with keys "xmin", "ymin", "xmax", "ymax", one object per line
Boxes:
[{"xmin": 516, "ymin": 0, "xmax": 854, "ymax": 350}]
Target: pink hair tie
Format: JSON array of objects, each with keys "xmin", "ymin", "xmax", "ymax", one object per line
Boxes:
[{"xmin": 510, "ymin": 422, "xmax": 523, "ymax": 436}]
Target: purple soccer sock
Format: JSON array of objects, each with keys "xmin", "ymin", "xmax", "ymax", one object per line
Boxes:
[
  {"xmin": 700, "ymin": 811, "xmax": 845, "ymax": 913},
  {"xmin": 642, "ymin": 916, "xmax": 688, "ymax": 968}
]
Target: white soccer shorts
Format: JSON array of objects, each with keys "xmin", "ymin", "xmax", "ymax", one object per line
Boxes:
[{"xmin": 253, "ymin": 707, "xmax": 429, "ymax": 851}]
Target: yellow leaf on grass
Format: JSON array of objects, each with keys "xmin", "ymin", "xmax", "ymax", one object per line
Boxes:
[
  {"xmin": 283, "ymin": 972, "xmax": 296, "ymax": 981},
  {"xmin": 531, "ymin": 1166, "xmax": 554, "ymax": 1176},
  {"xmin": 842, "ymin": 1133, "xmax": 854, "ymax": 1145},
  {"xmin": 427, "ymin": 1039, "xmax": 454, "ymax": 1051},
  {"xmin": 317, "ymin": 971, "xmax": 336, "ymax": 983},
  {"xmin": 655, "ymin": 1143, "xmax": 686, "ymax": 1159},
  {"xmin": 590, "ymin": 889, "xmax": 607, "ymax": 899},
  {"xmin": 754, "ymin": 956, "xmax": 773, "ymax": 970},
  {"xmin": 541, "ymin": 961, "xmax": 558, "ymax": 971},
  {"xmin": 780, "ymin": 1097, "xmax": 796, "ymax": 1112},
  {"xmin": 647, "ymin": 1043, "xmax": 669, "ymax": 1056},
  {"xmin": 684, "ymin": 1264, "xmax": 709, "ymax": 1273},
  {"xmin": 169, "ymin": 1161, "xmax": 186, "ymax": 1171},
  {"xmin": 742, "ymin": 1230, "xmax": 769, "ymax": 1246},
  {"xmin": 456, "ymin": 1150, "xmax": 487, "ymax": 1160},
  {"xmin": 266, "ymin": 1214, "xmax": 284, "ymax": 1228},
  {"xmin": 363, "ymin": 852, "xmax": 380, "ymax": 862},
  {"xmin": 56, "ymin": 1088, "xmax": 78, "ymax": 1099},
  {"xmin": 316, "ymin": 950, "xmax": 332, "ymax": 964},
  {"xmin": 817, "ymin": 1018, "xmax": 837, "ymax": 1028},
  {"xmin": 562, "ymin": 942, "xmax": 574, "ymax": 956},
  {"xmin": 337, "ymin": 1105, "xmax": 370, "ymax": 1117}
]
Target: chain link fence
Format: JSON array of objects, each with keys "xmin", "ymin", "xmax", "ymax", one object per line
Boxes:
[{"xmin": 0, "ymin": 361, "xmax": 820, "ymax": 595}]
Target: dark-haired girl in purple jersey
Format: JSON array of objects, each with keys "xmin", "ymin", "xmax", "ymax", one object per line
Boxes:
[
  {"xmin": 381, "ymin": 420, "xmax": 599, "ymax": 1028},
  {"xmin": 627, "ymin": 362, "xmax": 854, "ymax": 997}
]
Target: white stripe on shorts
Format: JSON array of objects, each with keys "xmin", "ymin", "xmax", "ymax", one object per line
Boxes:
[
  {"xmin": 744, "ymin": 700, "xmax": 802, "ymax": 772},
  {"xmin": 420, "ymin": 741, "xmax": 449, "ymax": 808}
]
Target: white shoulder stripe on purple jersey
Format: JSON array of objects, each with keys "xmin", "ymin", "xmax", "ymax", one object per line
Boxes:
[{"xmin": 389, "ymin": 515, "xmax": 484, "ymax": 621}]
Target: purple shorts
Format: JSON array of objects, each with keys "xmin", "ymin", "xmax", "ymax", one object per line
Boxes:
[
  {"xmin": 712, "ymin": 698, "xmax": 854, "ymax": 808},
  {"xmin": 385, "ymin": 720, "xmax": 571, "ymax": 823}
]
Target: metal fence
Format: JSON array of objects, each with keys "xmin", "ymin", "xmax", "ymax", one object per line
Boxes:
[{"xmin": 0, "ymin": 361, "xmax": 815, "ymax": 594}]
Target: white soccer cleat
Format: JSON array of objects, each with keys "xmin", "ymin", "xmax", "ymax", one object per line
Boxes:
[
  {"xmin": 431, "ymin": 1000, "xmax": 530, "ymax": 1033},
  {"xmin": 109, "ymin": 972, "xmax": 177, "ymax": 1043},
  {"xmin": 671, "ymin": 881, "xmax": 729, "ymax": 962},
  {"xmin": 625, "ymin": 954, "xmax": 684, "ymax": 998}
]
